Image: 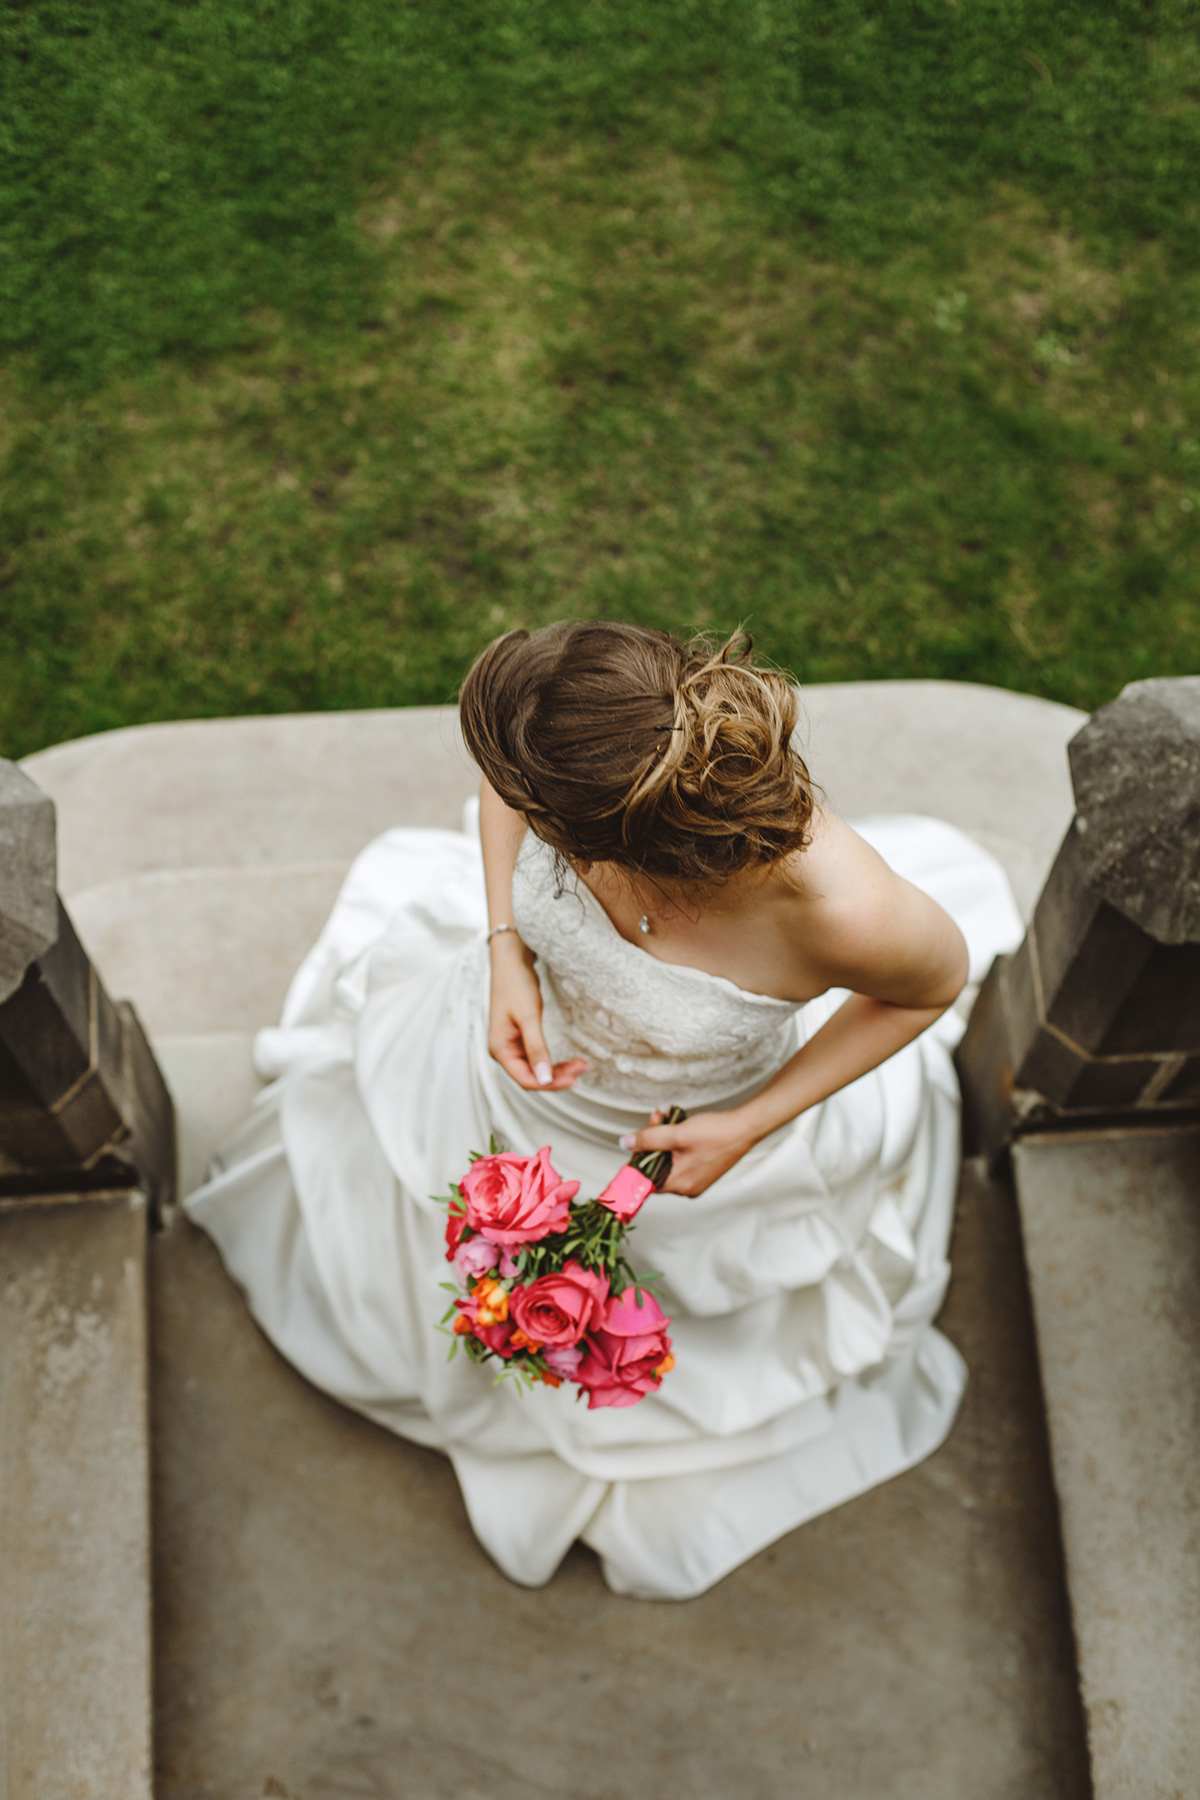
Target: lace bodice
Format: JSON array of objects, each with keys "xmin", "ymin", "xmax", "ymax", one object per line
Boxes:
[{"xmin": 511, "ymin": 833, "xmax": 800, "ymax": 1109}]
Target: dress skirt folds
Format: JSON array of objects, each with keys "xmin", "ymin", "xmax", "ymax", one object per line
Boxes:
[{"xmin": 185, "ymin": 810, "xmax": 1022, "ymax": 1600}]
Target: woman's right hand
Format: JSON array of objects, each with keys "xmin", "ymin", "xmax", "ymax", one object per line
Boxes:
[{"xmin": 487, "ymin": 933, "xmax": 588, "ymax": 1092}]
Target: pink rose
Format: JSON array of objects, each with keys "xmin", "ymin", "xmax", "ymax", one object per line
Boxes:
[
  {"xmin": 452, "ymin": 1236, "xmax": 500, "ymax": 1282},
  {"xmin": 542, "ymin": 1343, "xmax": 584, "ymax": 1379},
  {"xmin": 508, "ymin": 1261, "xmax": 609, "ymax": 1349},
  {"xmin": 450, "ymin": 1237, "xmax": 519, "ymax": 1283},
  {"xmin": 596, "ymin": 1163, "xmax": 655, "ymax": 1223},
  {"xmin": 575, "ymin": 1287, "xmax": 674, "ymax": 1410},
  {"xmin": 460, "ymin": 1146, "xmax": 579, "ymax": 1247}
]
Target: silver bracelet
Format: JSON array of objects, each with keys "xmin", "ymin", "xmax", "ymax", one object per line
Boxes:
[{"xmin": 486, "ymin": 922, "xmax": 519, "ymax": 945}]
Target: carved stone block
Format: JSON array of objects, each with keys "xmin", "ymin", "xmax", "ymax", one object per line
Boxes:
[
  {"xmin": 1069, "ymin": 676, "xmax": 1200, "ymax": 944},
  {"xmin": 0, "ymin": 762, "xmax": 175, "ymax": 1213},
  {"xmin": 0, "ymin": 763, "xmax": 57, "ymax": 1006},
  {"xmin": 958, "ymin": 676, "xmax": 1200, "ymax": 1159}
]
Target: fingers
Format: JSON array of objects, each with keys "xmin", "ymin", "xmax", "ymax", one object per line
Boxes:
[
  {"xmin": 617, "ymin": 1124, "xmax": 685, "ymax": 1154},
  {"xmin": 545, "ymin": 1057, "xmax": 589, "ymax": 1091},
  {"xmin": 488, "ymin": 1013, "xmax": 552, "ymax": 1088},
  {"xmin": 488, "ymin": 1025, "xmax": 588, "ymax": 1092},
  {"xmin": 489, "ymin": 1035, "xmax": 539, "ymax": 1088},
  {"xmin": 659, "ymin": 1150, "xmax": 710, "ymax": 1198},
  {"xmin": 656, "ymin": 1153, "xmax": 700, "ymax": 1198},
  {"xmin": 518, "ymin": 1016, "xmax": 555, "ymax": 1088}
]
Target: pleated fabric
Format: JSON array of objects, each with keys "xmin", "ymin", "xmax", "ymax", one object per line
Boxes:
[{"xmin": 186, "ymin": 812, "xmax": 1021, "ymax": 1598}]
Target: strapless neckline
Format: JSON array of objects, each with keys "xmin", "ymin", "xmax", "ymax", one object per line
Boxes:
[
  {"xmin": 539, "ymin": 840, "xmax": 797, "ymax": 1013},
  {"xmin": 513, "ymin": 831, "xmax": 802, "ymax": 1108}
]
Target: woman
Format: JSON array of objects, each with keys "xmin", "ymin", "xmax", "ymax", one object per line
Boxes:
[{"xmin": 187, "ymin": 622, "xmax": 1021, "ymax": 1600}]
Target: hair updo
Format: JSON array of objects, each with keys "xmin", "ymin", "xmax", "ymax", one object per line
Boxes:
[{"xmin": 458, "ymin": 621, "xmax": 815, "ymax": 886}]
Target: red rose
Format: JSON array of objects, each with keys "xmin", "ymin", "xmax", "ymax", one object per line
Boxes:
[
  {"xmin": 474, "ymin": 1319, "xmax": 516, "ymax": 1358},
  {"xmin": 459, "ymin": 1146, "xmax": 579, "ymax": 1247},
  {"xmin": 453, "ymin": 1290, "xmax": 516, "ymax": 1359},
  {"xmin": 445, "ymin": 1201, "xmax": 468, "ymax": 1258},
  {"xmin": 508, "ymin": 1261, "xmax": 609, "ymax": 1350},
  {"xmin": 575, "ymin": 1288, "xmax": 674, "ymax": 1410}
]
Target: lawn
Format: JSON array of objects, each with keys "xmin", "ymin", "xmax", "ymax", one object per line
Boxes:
[{"xmin": 2, "ymin": 0, "xmax": 1198, "ymax": 757}]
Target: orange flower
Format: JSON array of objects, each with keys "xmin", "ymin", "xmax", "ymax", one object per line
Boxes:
[
  {"xmin": 453, "ymin": 1313, "xmax": 473, "ymax": 1336},
  {"xmin": 510, "ymin": 1328, "xmax": 544, "ymax": 1354},
  {"xmin": 533, "ymin": 1367, "xmax": 562, "ymax": 1388},
  {"xmin": 471, "ymin": 1275, "xmax": 510, "ymax": 1327},
  {"xmin": 653, "ymin": 1353, "xmax": 675, "ymax": 1378}
]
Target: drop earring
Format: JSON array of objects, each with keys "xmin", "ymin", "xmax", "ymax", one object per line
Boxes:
[{"xmin": 638, "ymin": 914, "xmax": 651, "ymax": 936}]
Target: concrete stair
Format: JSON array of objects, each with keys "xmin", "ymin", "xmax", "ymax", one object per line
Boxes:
[
  {"xmin": 14, "ymin": 678, "xmax": 1191, "ymax": 1795},
  {"xmin": 0, "ymin": 1191, "xmax": 153, "ymax": 1799},
  {"xmin": 1014, "ymin": 1129, "xmax": 1200, "ymax": 1798}
]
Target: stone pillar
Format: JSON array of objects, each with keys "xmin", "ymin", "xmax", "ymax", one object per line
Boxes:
[
  {"xmin": 957, "ymin": 677, "xmax": 1200, "ymax": 1162},
  {"xmin": 0, "ymin": 761, "xmax": 174, "ymax": 1213}
]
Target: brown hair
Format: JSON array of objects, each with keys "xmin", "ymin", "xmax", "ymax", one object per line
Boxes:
[{"xmin": 459, "ymin": 621, "xmax": 814, "ymax": 886}]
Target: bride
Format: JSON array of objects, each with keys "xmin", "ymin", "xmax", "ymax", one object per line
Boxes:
[{"xmin": 186, "ymin": 622, "xmax": 1021, "ymax": 1600}]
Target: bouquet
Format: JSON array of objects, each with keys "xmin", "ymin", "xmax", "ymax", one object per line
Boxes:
[{"xmin": 436, "ymin": 1109, "xmax": 684, "ymax": 1410}]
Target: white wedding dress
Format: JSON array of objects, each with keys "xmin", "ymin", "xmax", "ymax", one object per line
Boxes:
[{"xmin": 186, "ymin": 809, "xmax": 1021, "ymax": 1600}]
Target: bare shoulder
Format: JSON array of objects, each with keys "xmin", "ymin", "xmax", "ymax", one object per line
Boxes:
[
  {"xmin": 779, "ymin": 806, "xmax": 893, "ymax": 910},
  {"xmin": 775, "ymin": 807, "xmax": 967, "ymax": 1003}
]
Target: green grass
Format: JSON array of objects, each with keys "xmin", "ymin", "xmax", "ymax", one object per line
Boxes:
[{"xmin": 3, "ymin": 0, "xmax": 1199, "ymax": 756}]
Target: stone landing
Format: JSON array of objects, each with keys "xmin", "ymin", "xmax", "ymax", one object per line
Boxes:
[
  {"xmin": 150, "ymin": 1162, "xmax": 1089, "ymax": 1800},
  {"xmin": 0, "ymin": 1194, "xmax": 153, "ymax": 1800},
  {"xmin": 1015, "ymin": 1130, "xmax": 1200, "ymax": 1799}
]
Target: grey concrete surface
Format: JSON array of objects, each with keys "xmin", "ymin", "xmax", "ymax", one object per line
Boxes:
[
  {"xmin": 1014, "ymin": 1128, "xmax": 1200, "ymax": 1800},
  {"xmin": 1067, "ymin": 676, "xmax": 1200, "ymax": 943},
  {"xmin": 800, "ymin": 681, "xmax": 1084, "ymax": 892},
  {"xmin": 0, "ymin": 759, "xmax": 58, "ymax": 1005},
  {"xmin": 70, "ymin": 862, "xmax": 350, "ymax": 1037},
  {"xmin": 155, "ymin": 1032, "xmax": 261, "ymax": 1199},
  {"xmin": 22, "ymin": 708, "xmax": 476, "ymax": 896},
  {"xmin": 23, "ymin": 683, "xmax": 1084, "ymax": 909},
  {"xmin": 150, "ymin": 1160, "xmax": 1089, "ymax": 1800},
  {"xmin": 0, "ymin": 1195, "xmax": 153, "ymax": 1800}
]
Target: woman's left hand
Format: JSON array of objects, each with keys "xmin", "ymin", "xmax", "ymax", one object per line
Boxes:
[{"xmin": 618, "ymin": 1108, "xmax": 760, "ymax": 1198}]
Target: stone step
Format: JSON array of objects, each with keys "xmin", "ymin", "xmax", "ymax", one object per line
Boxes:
[
  {"xmin": 21, "ymin": 706, "xmax": 478, "ymax": 896},
  {"xmin": 1012, "ymin": 1128, "xmax": 1200, "ymax": 1800},
  {"xmin": 69, "ymin": 862, "xmax": 349, "ymax": 1039},
  {"xmin": 22, "ymin": 683, "xmax": 1085, "ymax": 910},
  {"xmin": 154, "ymin": 1033, "xmax": 261, "ymax": 1201},
  {"xmin": 0, "ymin": 1192, "xmax": 153, "ymax": 1799}
]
